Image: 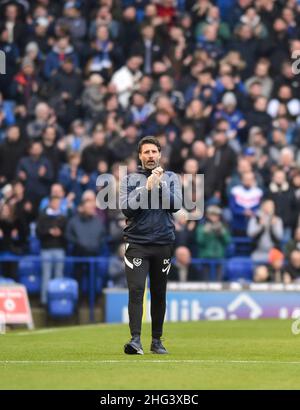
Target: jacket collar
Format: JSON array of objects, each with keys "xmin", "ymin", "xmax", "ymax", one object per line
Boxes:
[{"xmin": 137, "ymin": 165, "xmax": 152, "ymax": 177}]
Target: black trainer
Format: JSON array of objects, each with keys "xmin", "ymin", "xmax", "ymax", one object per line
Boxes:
[
  {"xmin": 150, "ymin": 338, "xmax": 168, "ymax": 354},
  {"xmin": 124, "ymin": 335, "xmax": 144, "ymax": 355}
]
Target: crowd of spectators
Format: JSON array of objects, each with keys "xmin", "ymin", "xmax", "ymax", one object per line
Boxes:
[{"xmin": 1, "ymin": 0, "xmax": 300, "ymax": 299}]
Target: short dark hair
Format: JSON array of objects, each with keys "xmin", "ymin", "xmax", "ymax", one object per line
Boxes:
[
  {"xmin": 49, "ymin": 195, "xmax": 61, "ymax": 202},
  {"xmin": 29, "ymin": 140, "xmax": 42, "ymax": 150},
  {"xmin": 138, "ymin": 136, "xmax": 161, "ymax": 153}
]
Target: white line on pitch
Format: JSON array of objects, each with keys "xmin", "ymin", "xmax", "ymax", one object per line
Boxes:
[
  {"xmin": 11, "ymin": 323, "xmax": 125, "ymax": 336},
  {"xmin": 1, "ymin": 360, "xmax": 300, "ymax": 365}
]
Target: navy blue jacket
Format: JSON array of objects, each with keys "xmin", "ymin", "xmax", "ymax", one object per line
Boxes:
[
  {"xmin": 58, "ymin": 164, "xmax": 88, "ymax": 206},
  {"xmin": 66, "ymin": 213, "xmax": 105, "ymax": 256},
  {"xmin": 120, "ymin": 166, "xmax": 182, "ymax": 245},
  {"xmin": 16, "ymin": 156, "xmax": 53, "ymax": 202}
]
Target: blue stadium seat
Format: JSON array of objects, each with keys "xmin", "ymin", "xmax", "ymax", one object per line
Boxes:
[
  {"xmin": 18, "ymin": 257, "xmax": 41, "ymax": 294},
  {"xmin": 47, "ymin": 278, "xmax": 78, "ymax": 318},
  {"xmin": 0, "ymin": 277, "xmax": 16, "ymax": 285},
  {"xmin": 19, "ymin": 273, "xmax": 41, "ymax": 294},
  {"xmin": 225, "ymin": 257, "xmax": 254, "ymax": 282}
]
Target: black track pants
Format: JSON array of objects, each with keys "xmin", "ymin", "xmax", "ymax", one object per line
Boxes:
[{"xmin": 124, "ymin": 242, "xmax": 173, "ymax": 339}]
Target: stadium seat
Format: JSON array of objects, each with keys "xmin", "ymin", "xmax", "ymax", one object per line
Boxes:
[
  {"xmin": 19, "ymin": 273, "xmax": 41, "ymax": 295},
  {"xmin": 18, "ymin": 257, "xmax": 41, "ymax": 294},
  {"xmin": 47, "ymin": 278, "xmax": 78, "ymax": 318},
  {"xmin": 0, "ymin": 277, "xmax": 16, "ymax": 285},
  {"xmin": 225, "ymin": 257, "xmax": 254, "ymax": 282}
]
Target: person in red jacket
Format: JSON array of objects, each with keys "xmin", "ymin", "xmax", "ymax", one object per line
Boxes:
[{"xmin": 156, "ymin": 0, "xmax": 176, "ymax": 26}]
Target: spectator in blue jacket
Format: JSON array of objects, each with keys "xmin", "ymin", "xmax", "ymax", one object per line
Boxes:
[
  {"xmin": 229, "ymin": 170, "xmax": 263, "ymax": 235},
  {"xmin": 16, "ymin": 140, "xmax": 54, "ymax": 208},
  {"xmin": 0, "ymin": 92, "xmax": 16, "ymax": 139},
  {"xmin": 40, "ymin": 183, "xmax": 75, "ymax": 217},
  {"xmin": 43, "ymin": 35, "xmax": 79, "ymax": 79},
  {"xmin": 196, "ymin": 24, "xmax": 224, "ymax": 60},
  {"xmin": 214, "ymin": 91, "xmax": 246, "ymax": 151},
  {"xmin": 58, "ymin": 152, "xmax": 89, "ymax": 206}
]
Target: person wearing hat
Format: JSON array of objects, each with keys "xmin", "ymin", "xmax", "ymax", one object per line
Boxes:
[
  {"xmin": 24, "ymin": 42, "xmax": 41, "ymax": 66},
  {"xmin": 26, "ymin": 16, "xmax": 50, "ymax": 56},
  {"xmin": 56, "ymin": 1, "xmax": 86, "ymax": 49},
  {"xmin": 11, "ymin": 57, "xmax": 39, "ymax": 108},
  {"xmin": 214, "ymin": 92, "xmax": 246, "ymax": 139},
  {"xmin": 254, "ymin": 248, "xmax": 285, "ymax": 283},
  {"xmin": 81, "ymin": 73, "xmax": 106, "ymax": 120},
  {"xmin": 195, "ymin": 205, "xmax": 231, "ymax": 280}
]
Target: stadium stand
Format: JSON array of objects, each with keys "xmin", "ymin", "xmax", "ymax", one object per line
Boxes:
[{"xmin": 1, "ymin": 0, "xmax": 300, "ymax": 314}]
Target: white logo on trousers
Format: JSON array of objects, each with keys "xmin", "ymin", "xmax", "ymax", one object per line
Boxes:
[{"xmin": 133, "ymin": 258, "xmax": 142, "ymax": 267}]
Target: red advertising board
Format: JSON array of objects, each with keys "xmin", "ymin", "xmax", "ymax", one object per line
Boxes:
[{"xmin": 0, "ymin": 285, "xmax": 34, "ymax": 329}]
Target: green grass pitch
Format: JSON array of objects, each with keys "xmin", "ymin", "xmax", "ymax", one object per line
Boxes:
[{"xmin": 0, "ymin": 319, "xmax": 300, "ymax": 390}]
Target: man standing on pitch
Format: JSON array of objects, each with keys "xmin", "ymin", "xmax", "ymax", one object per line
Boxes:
[{"xmin": 120, "ymin": 136, "xmax": 182, "ymax": 355}]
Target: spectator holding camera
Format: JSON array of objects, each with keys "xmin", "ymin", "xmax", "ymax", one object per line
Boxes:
[
  {"xmin": 195, "ymin": 205, "xmax": 230, "ymax": 280},
  {"xmin": 254, "ymin": 248, "xmax": 285, "ymax": 283},
  {"xmin": 196, "ymin": 205, "xmax": 231, "ymax": 260}
]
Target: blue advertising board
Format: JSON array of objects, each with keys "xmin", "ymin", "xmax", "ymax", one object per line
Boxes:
[{"xmin": 104, "ymin": 286, "xmax": 300, "ymax": 323}]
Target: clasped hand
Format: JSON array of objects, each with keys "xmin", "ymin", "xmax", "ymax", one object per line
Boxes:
[{"xmin": 146, "ymin": 167, "xmax": 164, "ymax": 190}]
